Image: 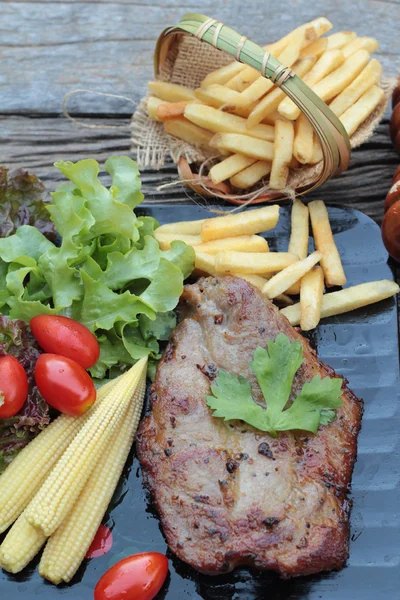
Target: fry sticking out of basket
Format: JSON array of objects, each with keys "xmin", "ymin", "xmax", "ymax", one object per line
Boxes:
[{"xmin": 132, "ymin": 14, "xmax": 394, "ymax": 205}]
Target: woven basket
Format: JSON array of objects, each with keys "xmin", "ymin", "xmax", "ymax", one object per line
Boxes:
[{"xmin": 132, "ymin": 13, "xmax": 393, "ymax": 205}]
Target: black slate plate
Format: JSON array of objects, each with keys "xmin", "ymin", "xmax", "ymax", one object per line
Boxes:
[{"xmin": 1, "ymin": 204, "xmax": 399, "ymax": 600}]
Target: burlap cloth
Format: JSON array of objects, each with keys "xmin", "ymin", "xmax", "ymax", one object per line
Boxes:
[{"xmin": 131, "ymin": 35, "xmax": 396, "ymax": 197}]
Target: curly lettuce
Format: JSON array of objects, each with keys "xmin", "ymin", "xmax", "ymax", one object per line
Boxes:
[
  {"xmin": 0, "ymin": 157, "xmax": 194, "ymax": 379},
  {"xmin": 0, "ymin": 166, "xmax": 55, "ymax": 240}
]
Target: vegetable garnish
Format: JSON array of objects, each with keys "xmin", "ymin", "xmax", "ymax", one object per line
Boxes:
[
  {"xmin": 94, "ymin": 552, "xmax": 168, "ymax": 600},
  {"xmin": 0, "ymin": 316, "xmax": 49, "ymax": 473},
  {"xmin": 0, "ymin": 157, "xmax": 195, "ymax": 378},
  {"xmin": 206, "ymin": 333, "xmax": 343, "ymax": 436},
  {"xmin": 34, "ymin": 354, "xmax": 96, "ymax": 416},
  {"xmin": 0, "ymin": 166, "xmax": 55, "ymax": 240}
]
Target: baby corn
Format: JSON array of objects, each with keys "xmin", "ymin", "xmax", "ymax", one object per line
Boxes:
[
  {"xmin": 25, "ymin": 360, "xmax": 147, "ymax": 536},
  {"xmin": 0, "ymin": 377, "xmax": 119, "ymax": 534},
  {"xmin": 0, "ymin": 512, "xmax": 46, "ymax": 574},
  {"xmin": 39, "ymin": 361, "xmax": 147, "ymax": 584}
]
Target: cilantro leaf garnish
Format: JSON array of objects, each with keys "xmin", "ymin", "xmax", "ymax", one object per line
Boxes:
[{"xmin": 206, "ymin": 333, "xmax": 343, "ymax": 436}]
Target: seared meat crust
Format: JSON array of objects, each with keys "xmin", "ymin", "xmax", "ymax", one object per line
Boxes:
[{"xmin": 136, "ymin": 276, "xmax": 363, "ymax": 577}]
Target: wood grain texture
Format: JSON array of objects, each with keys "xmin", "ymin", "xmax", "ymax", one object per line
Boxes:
[{"xmin": 1, "ymin": 0, "xmax": 399, "ymax": 114}]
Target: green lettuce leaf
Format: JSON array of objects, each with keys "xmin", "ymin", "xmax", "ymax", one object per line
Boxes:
[
  {"xmin": 38, "ymin": 239, "xmax": 83, "ymax": 309},
  {"xmin": 104, "ymin": 156, "xmax": 144, "ymax": 209},
  {"xmin": 78, "ymin": 272, "xmax": 155, "ymax": 332},
  {"xmin": 0, "ymin": 225, "xmax": 54, "ymax": 266},
  {"xmin": 55, "ymin": 159, "xmax": 139, "ymax": 241},
  {"xmin": 139, "ymin": 311, "xmax": 176, "ymax": 341},
  {"xmin": 0, "ymin": 157, "xmax": 195, "ymax": 379}
]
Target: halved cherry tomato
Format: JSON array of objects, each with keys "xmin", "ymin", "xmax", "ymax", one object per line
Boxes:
[
  {"xmin": 94, "ymin": 552, "xmax": 168, "ymax": 600},
  {"xmin": 382, "ymin": 200, "xmax": 400, "ymax": 262},
  {"xmin": 30, "ymin": 315, "xmax": 100, "ymax": 369},
  {"xmin": 35, "ymin": 354, "xmax": 96, "ymax": 416},
  {"xmin": 0, "ymin": 355, "xmax": 28, "ymax": 419}
]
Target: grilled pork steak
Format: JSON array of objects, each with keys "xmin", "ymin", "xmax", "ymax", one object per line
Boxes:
[{"xmin": 136, "ymin": 276, "xmax": 363, "ymax": 578}]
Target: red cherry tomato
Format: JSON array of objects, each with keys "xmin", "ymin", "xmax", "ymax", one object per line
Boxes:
[
  {"xmin": 85, "ymin": 525, "xmax": 113, "ymax": 559},
  {"xmin": 0, "ymin": 355, "xmax": 28, "ymax": 419},
  {"xmin": 30, "ymin": 315, "xmax": 100, "ymax": 369},
  {"xmin": 94, "ymin": 552, "xmax": 168, "ymax": 600},
  {"xmin": 382, "ymin": 200, "xmax": 400, "ymax": 262},
  {"xmin": 35, "ymin": 354, "xmax": 96, "ymax": 416}
]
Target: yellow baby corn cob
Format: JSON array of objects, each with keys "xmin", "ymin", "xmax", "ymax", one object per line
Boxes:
[
  {"xmin": 0, "ymin": 511, "xmax": 47, "ymax": 573},
  {"xmin": 39, "ymin": 361, "xmax": 147, "ymax": 584},
  {"xmin": 0, "ymin": 377, "xmax": 120, "ymax": 534},
  {"xmin": 25, "ymin": 359, "xmax": 147, "ymax": 537}
]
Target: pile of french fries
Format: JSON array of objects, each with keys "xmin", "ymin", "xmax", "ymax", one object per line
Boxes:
[
  {"xmin": 147, "ymin": 18, "xmax": 385, "ymax": 191},
  {"xmin": 155, "ymin": 202, "xmax": 399, "ymax": 330}
]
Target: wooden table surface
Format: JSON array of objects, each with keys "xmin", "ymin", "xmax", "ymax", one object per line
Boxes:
[{"xmin": 1, "ymin": 0, "xmax": 400, "ymax": 223}]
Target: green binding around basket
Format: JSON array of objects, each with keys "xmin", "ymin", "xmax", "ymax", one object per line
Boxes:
[{"xmin": 154, "ymin": 13, "xmax": 351, "ymax": 195}]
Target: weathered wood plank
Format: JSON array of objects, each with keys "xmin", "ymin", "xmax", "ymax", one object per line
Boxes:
[
  {"xmin": 0, "ymin": 115, "xmax": 397, "ymax": 223},
  {"xmin": 1, "ymin": 0, "xmax": 399, "ymax": 114}
]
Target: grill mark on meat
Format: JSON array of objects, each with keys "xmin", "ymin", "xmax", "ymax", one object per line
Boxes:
[{"xmin": 137, "ymin": 276, "xmax": 363, "ymax": 578}]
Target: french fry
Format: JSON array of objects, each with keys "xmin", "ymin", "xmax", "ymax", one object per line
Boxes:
[
  {"xmin": 288, "ymin": 198, "xmax": 309, "ymax": 259},
  {"xmin": 308, "ymin": 200, "xmax": 346, "ymax": 287},
  {"xmin": 281, "ymin": 280, "xmax": 400, "ymax": 326},
  {"xmin": 286, "ymin": 198, "xmax": 309, "ymax": 295},
  {"xmin": 148, "ymin": 81, "xmax": 195, "ymax": 102},
  {"xmin": 184, "ymin": 104, "xmax": 274, "ymax": 142},
  {"xmin": 339, "ymin": 85, "xmax": 384, "ymax": 136},
  {"xmin": 293, "ymin": 113, "xmax": 314, "ymax": 164},
  {"xmin": 147, "ymin": 96, "xmax": 163, "ymax": 121},
  {"xmin": 210, "ymin": 133, "xmax": 274, "ymax": 162},
  {"xmin": 201, "ymin": 204, "xmax": 279, "ymax": 241},
  {"xmin": 278, "ymin": 50, "xmax": 346, "ymax": 120},
  {"xmin": 225, "ymin": 66, "xmax": 260, "ymax": 92},
  {"xmin": 300, "ymin": 266, "xmax": 324, "ymax": 330},
  {"xmin": 262, "ymin": 251, "xmax": 321, "ymax": 298},
  {"xmin": 201, "ymin": 62, "xmax": 246, "ymax": 88},
  {"xmin": 215, "ymin": 250, "xmax": 298, "ymax": 275},
  {"xmin": 194, "ymin": 235, "xmax": 269, "ymax": 254},
  {"xmin": 246, "ymin": 56, "xmax": 316, "ymax": 128},
  {"xmin": 310, "ymin": 136, "xmax": 323, "ymax": 164},
  {"xmin": 195, "ymin": 252, "xmax": 217, "ymax": 276},
  {"xmin": 164, "ymin": 117, "xmax": 213, "ymax": 149},
  {"xmin": 342, "ymin": 37, "xmax": 379, "ymax": 59},
  {"xmin": 238, "ymin": 29, "xmax": 306, "ymax": 106},
  {"xmin": 156, "ymin": 101, "xmax": 190, "ymax": 121},
  {"xmin": 155, "ymin": 219, "xmax": 206, "ymax": 236},
  {"xmin": 230, "ymin": 161, "xmax": 272, "ymax": 189},
  {"xmin": 326, "ymin": 31, "xmax": 357, "ymax": 50},
  {"xmin": 299, "ymin": 38, "xmax": 328, "ymax": 58},
  {"xmin": 194, "ymin": 85, "xmax": 246, "ymax": 108},
  {"xmin": 262, "ymin": 109, "xmax": 285, "ymax": 125},
  {"xmin": 269, "ymin": 119, "xmax": 294, "ymax": 189},
  {"xmin": 267, "ymin": 17, "xmax": 332, "ymax": 56},
  {"xmin": 309, "ymin": 50, "xmax": 370, "ymax": 103},
  {"xmin": 329, "ymin": 59, "xmax": 382, "ymax": 117},
  {"xmin": 154, "ymin": 231, "xmax": 202, "ymax": 250},
  {"xmin": 209, "ymin": 155, "xmax": 256, "ymax": 184},
  {"xmin": 225, "ymin": 17, "xmax": 330, "ymax": 92}
]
